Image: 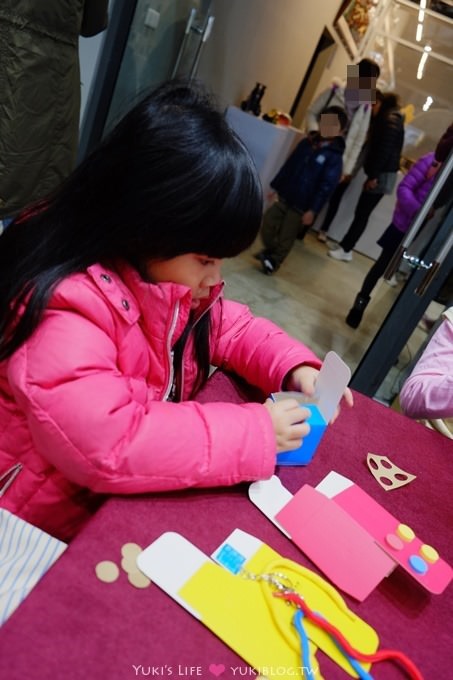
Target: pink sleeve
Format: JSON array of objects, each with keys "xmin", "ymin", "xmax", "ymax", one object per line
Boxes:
[
  {"xmin": 400, "ymin": 316, "xmax": 453, "ymax": 419},
  {"xmin": 211, "ymin": 299, "xmax": 322, "ymax": 396},
  {"xmin": 7, "ymin": 309, "xmax": 278, "ymax": 495}
]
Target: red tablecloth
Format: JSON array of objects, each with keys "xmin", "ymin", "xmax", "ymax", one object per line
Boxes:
[{"xmin": 0, "ymin": 372, "xmax": 452, "ymax": 680}]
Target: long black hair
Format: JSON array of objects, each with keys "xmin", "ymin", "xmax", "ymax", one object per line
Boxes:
[{"xmin": 0, "ymin": 80, "xmax": 263, "ymax": 364}]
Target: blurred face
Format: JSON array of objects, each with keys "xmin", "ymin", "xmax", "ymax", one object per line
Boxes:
[
  {"xmin": 319, "ymin": 113, "xmax": 342, "ymax": 138},
  {"xmin": 345, "ymin": 64, "xmax": 377, "ymax": 107},
  {"xmin": 145, "ymin": 254, "xmax": 222, "ymax": 309}
]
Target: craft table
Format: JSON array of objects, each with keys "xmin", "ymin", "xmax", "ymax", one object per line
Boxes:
[{"xmin": 0, "ymin": 372, "xmax": 452, "ymax": 679}]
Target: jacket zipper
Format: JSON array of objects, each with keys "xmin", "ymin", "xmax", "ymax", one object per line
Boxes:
[
  {"xmin": 162, "ymin": 301, "xmax": 180, "ymax": 401},
  {"xmin": 177, "ymin": 290, "xmax": 222, "ymax": 401},
  {"xmin": 0, "ymin": 463, "xmax": 23, "ymax": 497}
]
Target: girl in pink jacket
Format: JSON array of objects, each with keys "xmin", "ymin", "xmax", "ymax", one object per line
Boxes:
[
  {"xmin": 0, "ymin": 82, "xmax": 351, "ymax": 540},
  {"xmin": 400, "ymin": 307, "xmax": 453, "ymax": 439}
]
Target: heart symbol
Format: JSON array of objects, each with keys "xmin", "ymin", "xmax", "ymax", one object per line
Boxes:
[{"xmin": 209, "ymin": 664, "xmax": 225, "ymax": 677}]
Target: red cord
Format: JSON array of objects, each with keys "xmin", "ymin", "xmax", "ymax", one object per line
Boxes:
[{"xmin": 274, "ymin": 591, "xmax": 423, "ymax": 680}]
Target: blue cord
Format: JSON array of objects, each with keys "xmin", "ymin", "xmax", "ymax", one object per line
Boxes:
[
  {"xmin": 313, "ymin": 610, "xmax": 374, "ymax": 680},
  {"xmin": 330, "ymin": 637, "xmax": 374, "ymax": 680},
  {"xmin": 293, "ymin": 610, "xmax": 314, "ymax": 677}
]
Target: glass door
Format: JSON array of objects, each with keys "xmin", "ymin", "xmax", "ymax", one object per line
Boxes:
[
  {"xmin": 348, "ymin": 0, "xmax": 453, "ymax": 402},
  {"xmin": 79, "ymin": 0, "xmax": 214, "ymax": 159},
  {"xmin": 106, "ymin": 0, "xmax": 214, "ymax": 129},
  {"xmin": 351, "ymin": 156, "xmax": 453, "ymax": 402}
]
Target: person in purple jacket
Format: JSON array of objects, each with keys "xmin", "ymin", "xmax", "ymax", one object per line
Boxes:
[{"xmin": 345, "ymin": 152, "xmax": 437, "ymax": 328}]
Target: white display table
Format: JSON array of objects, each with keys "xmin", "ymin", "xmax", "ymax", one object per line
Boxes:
[{"xmin": 225, "ymin": 106, "xmax": 304, "ymax": 204}]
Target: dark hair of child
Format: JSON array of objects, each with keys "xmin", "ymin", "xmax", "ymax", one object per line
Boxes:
[
  {"xmin": 322, "ymin": 105, "xmax": 349, "ymax": 133},
  {"xmin": 0, "ymin": 81, "xmax": 263, "ymax": 393}
]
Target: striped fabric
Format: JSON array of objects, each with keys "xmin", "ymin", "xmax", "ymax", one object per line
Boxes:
[{"xmin": 0, "ymin": 509, "xmax": 67, "ymax": 625}]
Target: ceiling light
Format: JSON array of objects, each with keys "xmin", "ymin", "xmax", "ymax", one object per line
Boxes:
[
  {"xmin": 416, "ymin": 22, "xmax": 423, "ymax": 41},
  {"xmin": 422, "ymin": 96, "xmax": 433, "ymax": 111},
  {"xmin": 417, "ymin": 51, "xmax": 429, "ymax": 79}
]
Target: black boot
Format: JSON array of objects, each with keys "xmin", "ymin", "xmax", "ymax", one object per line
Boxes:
[{"xmin": 346, "ymin": 293, "xmax": 370, "ymax": 328}]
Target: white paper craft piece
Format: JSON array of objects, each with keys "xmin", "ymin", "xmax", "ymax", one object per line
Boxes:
[
  {"xmin": 314, "ymin": 351, "xmax": 351, "ymax": 423},
  {"xmin": 271, "ymin": 351, "xmax": 351, "ymax": 423}
]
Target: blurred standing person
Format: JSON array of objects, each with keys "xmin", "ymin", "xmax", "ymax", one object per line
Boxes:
[
  {"xmin": 255, "ymin": 108, "xmax": 347, "ymax": 275},
  {"xmin": 0, "ymin": 0, "xmax": 108, "ymax": 227},
  {"xmin": 418, "ymin": 121, "xmax": 453, "ymax": 331},
  {"xmin": 305, "ymin": 58, "xmax": 381, "ymax": 243},
  {"xmin": 345, "ymin": 151, "xmax": 437, "ymax": 328},
  {"xmin": 329, "ymin": 92, "xmax": 404, "ymax": 262}
]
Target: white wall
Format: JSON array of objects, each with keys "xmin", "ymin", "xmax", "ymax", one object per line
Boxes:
[
  {"xmin": 78, "ymin": 0, "xmax": 355, "ymax": 129},
  {"xmin": 198, "ymin": 0, "xmax": 348, "ymax": 116}
]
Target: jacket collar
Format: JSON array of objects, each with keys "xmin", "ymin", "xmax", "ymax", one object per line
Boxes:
[{"xmin": 87, "ymin": 261, "xmax": 224, "ymax": 326}]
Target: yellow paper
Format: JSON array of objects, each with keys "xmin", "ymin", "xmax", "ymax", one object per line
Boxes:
[{"xmin": 178, "ymin": 543, "xmax": 378, "ymax": 678}]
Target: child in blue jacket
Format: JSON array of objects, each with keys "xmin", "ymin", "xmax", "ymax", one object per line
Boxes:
[{"xmin": 256, "ymin": 106, "xmax": 347, "ymax": 274}]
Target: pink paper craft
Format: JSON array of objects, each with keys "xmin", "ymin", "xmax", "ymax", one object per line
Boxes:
[
  {"xmin": 331, "ymin": 482, "xmax": 453, "ymax": 595},
  {"xmin": 275, "ymin": 485, "xmax": 396, "ymax": 601}
]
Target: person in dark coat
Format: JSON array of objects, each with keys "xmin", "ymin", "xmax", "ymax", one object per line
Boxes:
[
  {"xmin": 345, "ymin": 152, "xmax": 437, "ymax": 328},
  {"xmin": 329, "ymin": 92, "xmax": 405, "ymax": 262},
  {"xmin": 256, "ymin": 106, "xmax": 348, "ymax": 274},
  {"xmin": 0, "ymin": 1, "xmax": 108, "ymax": 224}
]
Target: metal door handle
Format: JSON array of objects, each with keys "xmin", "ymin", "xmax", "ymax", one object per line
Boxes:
[
  {"xmin": 190, "ymin": 15, "xmax": 215, "ymax": 80},
  {"xmin": 202, "ymin": 15, "xmax": 215, "ymax": 42},
  {"xmin": 414, "ymin": 228, "xmax": 453, "ymax": 296},
  {"xmin": 171, "ymin": 8, "xmax": 197, "ymax": 78}
]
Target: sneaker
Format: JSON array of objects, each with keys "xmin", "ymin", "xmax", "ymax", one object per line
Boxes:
[
  {"xmin": 317, "ymin": 230, "xmax": 328, "ymax": 243},
  {"xmin": 328, "ymin": 246, "xmax": 352, "ymax": 262},
  {"xmin": 384, "ymin": 274, "xmax": 398, "ymax": 287},
  {"xmin": 256, "ymin": 251, "xmax": 275, "ymax": 274},
  {"xmin": 261, "ymin": 257, "xmax": 275, "ymax": 275}
]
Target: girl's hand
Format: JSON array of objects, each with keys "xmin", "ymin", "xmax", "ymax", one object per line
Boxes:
[
  {"xmin": 264, "ymin": 398, "xmax": 311, "ymax": 452},
  {"xmin": 284, "ymin": 365, "xmax": 354, "ymax": 424},
  {"xmin": 284, "ymin": 365, "xmax": 319, "ymax": 396},
  {"xmin": 329, "ymin": 386, "xmax": 354, "ymax": 423}
]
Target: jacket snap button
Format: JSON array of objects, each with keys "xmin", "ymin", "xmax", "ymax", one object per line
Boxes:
[
  {"xmin": 122, "ymin": 299, "xmax": 130, "ymax": 310},
  {"xmin": 100, "ymin": 274, "xmax": 111, "ymax": 282}
]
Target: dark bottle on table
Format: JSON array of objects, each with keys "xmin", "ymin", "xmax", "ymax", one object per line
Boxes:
[{"xmin": 241, "ymin": 83, "xmax": 266, "ymax": 116}]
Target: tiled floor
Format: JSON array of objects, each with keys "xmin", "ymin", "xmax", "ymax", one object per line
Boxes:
[{"xmin": 222, "ymin": 231, "xmax": 440, "ymax": 405}]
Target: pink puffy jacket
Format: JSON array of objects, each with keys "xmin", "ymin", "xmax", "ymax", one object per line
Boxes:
[{"xmin": 0, "ymin": 262, "xmax": 320, "ymax": 540}]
